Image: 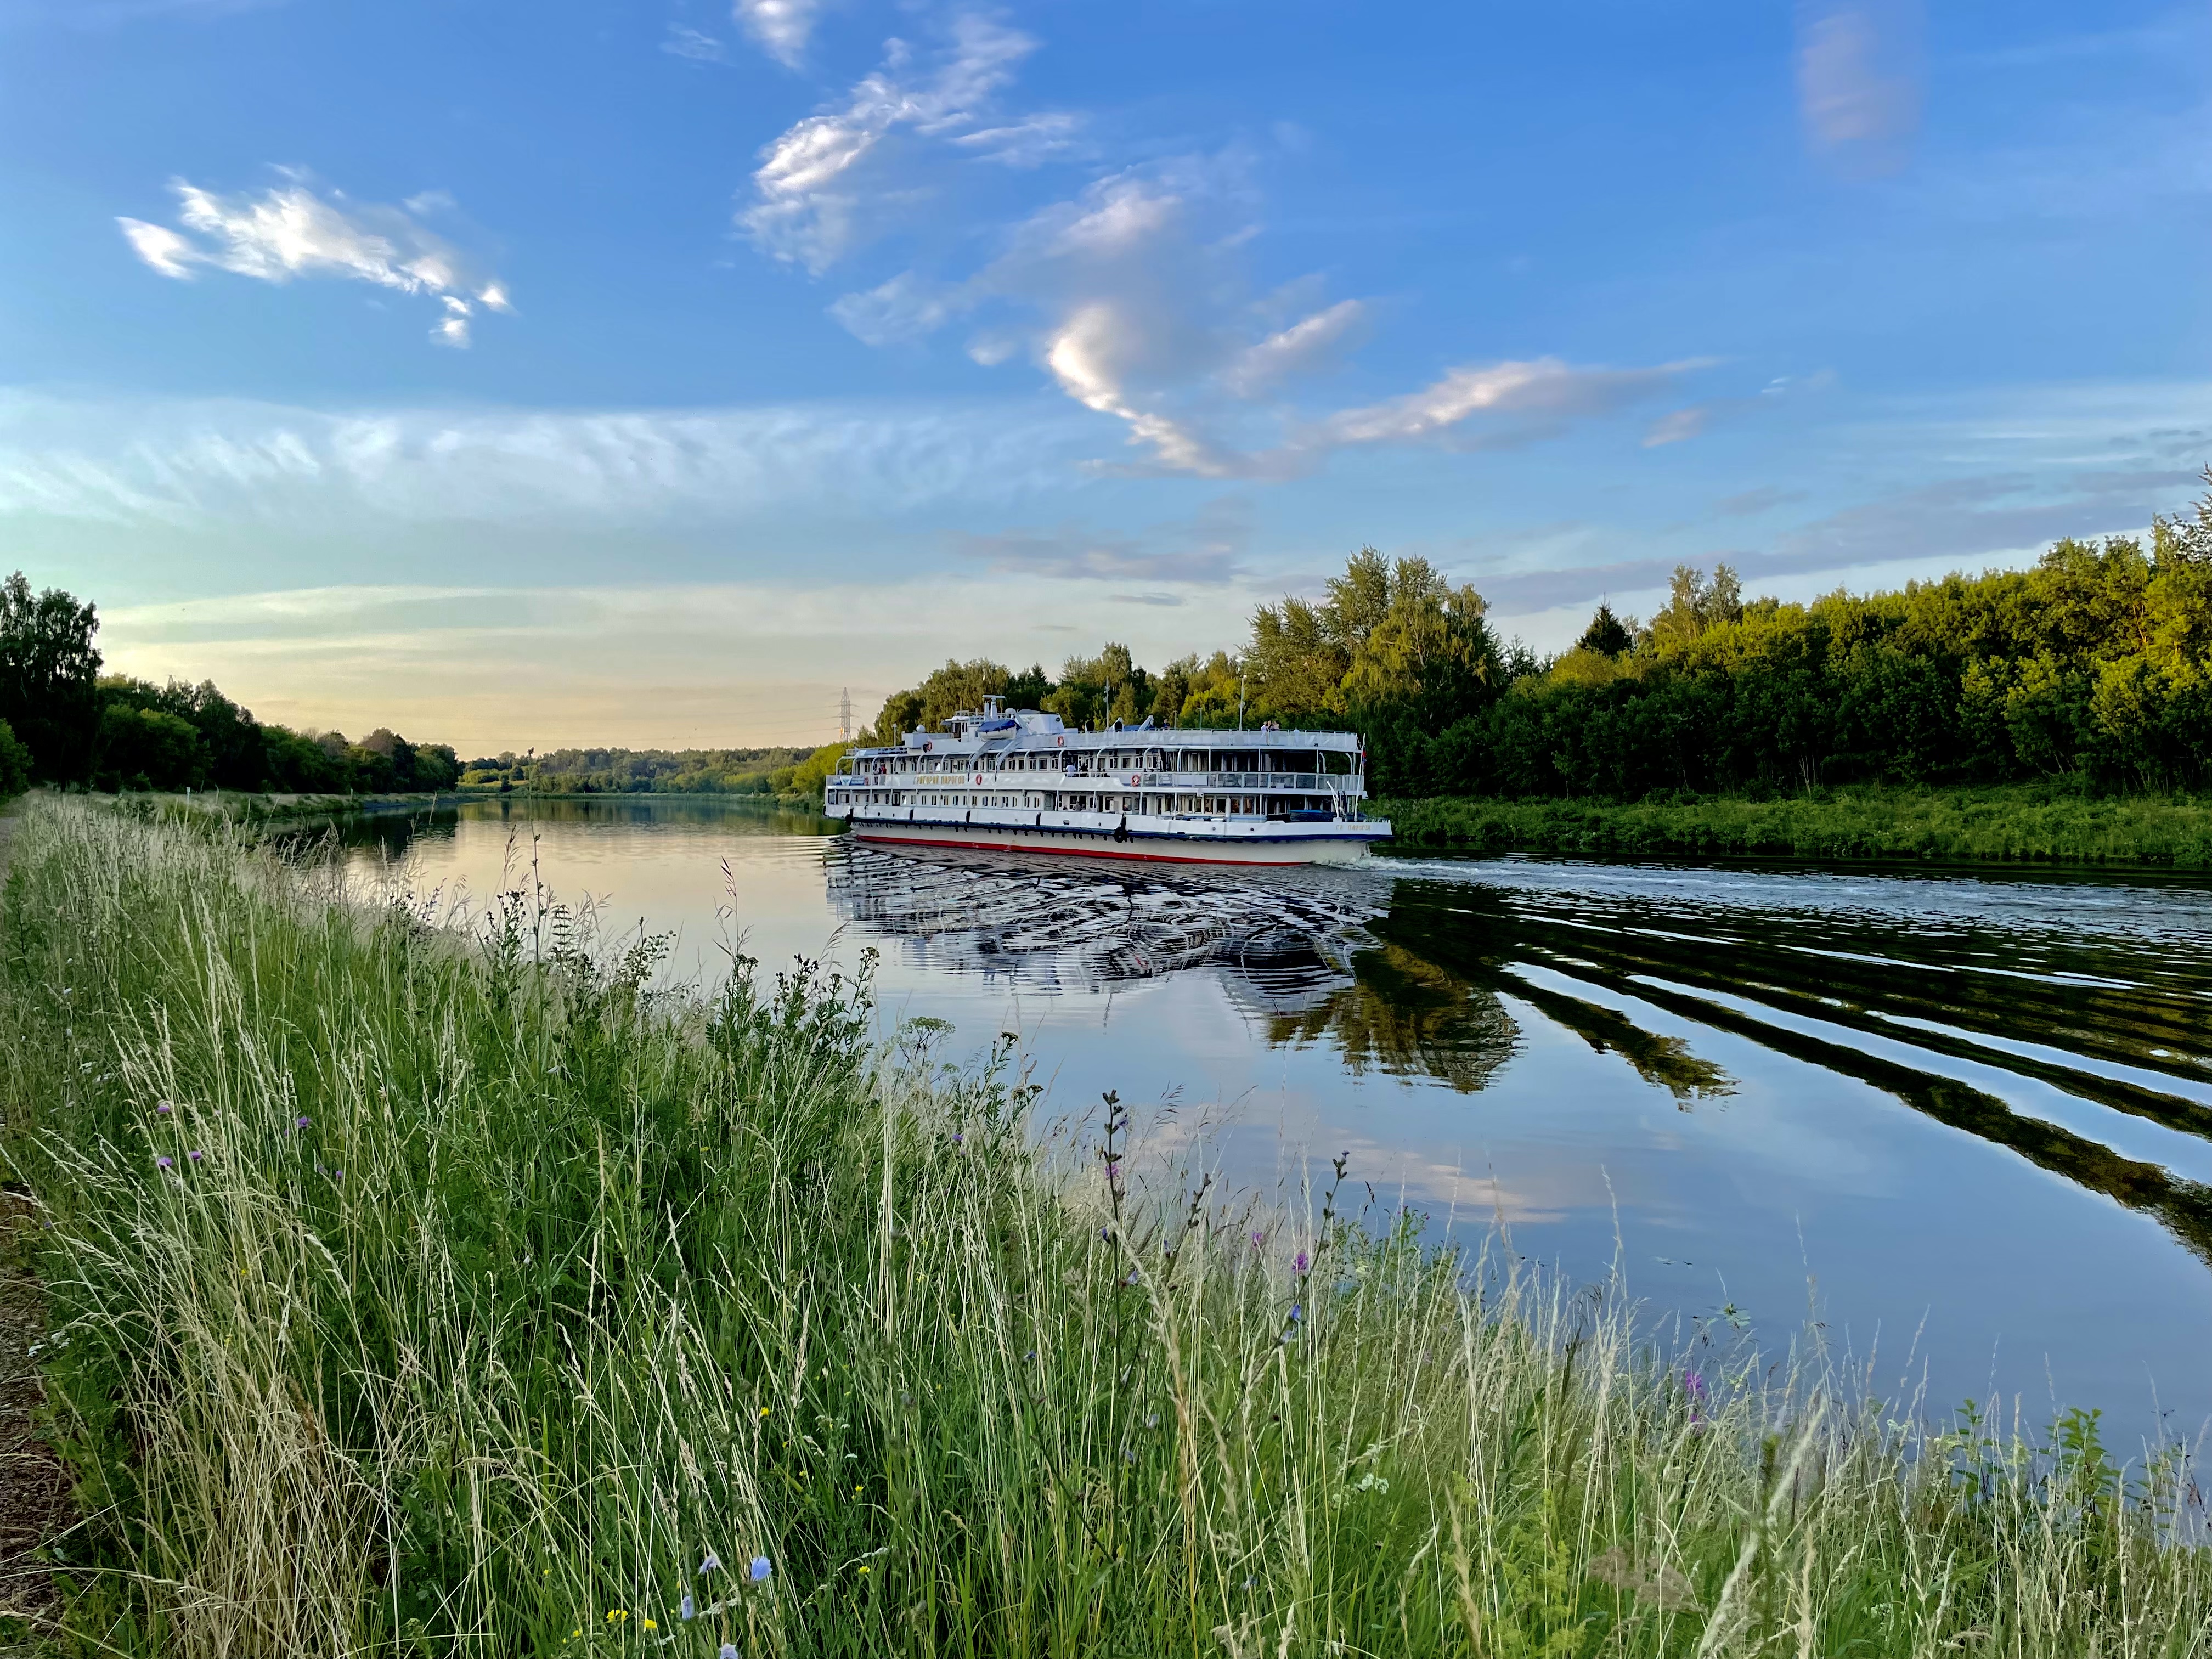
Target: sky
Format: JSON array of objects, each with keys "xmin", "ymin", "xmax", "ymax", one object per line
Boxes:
[{"xmin": 1, "ymin": 0, "xmax": 2207, "ymax": 754}]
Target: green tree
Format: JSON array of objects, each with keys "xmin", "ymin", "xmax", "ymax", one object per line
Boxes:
[
  {"xmin": 93, "ymin": 704, "xmax": 204, "ymax": 791},
  {"xmin": 1576, "ymin": 602, "xmax": 1634, "ymax": 657},
  {"xmin": 0, "ymin": 572, "xmax": 102, "ymax": 782},
  {"xmin": 2154, "ymin": 465, "xmax": 2212, "ymax": 567},
  {"xmin": 0, "ymin": 716, "xmax": 29, "ymax": 798},
  {"xmin": 1648, "ymin": 563, "xmax": 1743, "ymax": 651}
]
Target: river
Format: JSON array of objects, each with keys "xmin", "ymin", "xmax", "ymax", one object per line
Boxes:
[{"xmin": 339, "ymin": 794, "xmax": 2212, "ymax": 1448}]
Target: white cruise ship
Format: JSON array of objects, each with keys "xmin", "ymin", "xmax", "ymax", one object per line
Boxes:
[{"xmin": 823, "ymin": 698, "xmax": 1391, "ymax": 865}]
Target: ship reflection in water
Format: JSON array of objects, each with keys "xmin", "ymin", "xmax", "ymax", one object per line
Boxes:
[{"xmin": 826, "ymin": 843, "xmax": 1727, "ymax": 1102}]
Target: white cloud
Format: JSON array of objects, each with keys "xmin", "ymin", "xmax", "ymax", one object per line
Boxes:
[
  {"xmin": 116, "ymin": 177, "xmax": 511, "ymax": 347},
  {"xmin": 827, "ymin": 271, "xmax": 961, "ymax": 346},
  {"xmin": 950, "ymin": 111, "xmax": 1086, "ymax": 168},
  {"xmin": 1310, "ymin": 358, "xmax": 1700, "ymax": 452},
  {"xmin": 733, "ymin": 0, "xmax": 823, "ymax": 67},
  {"xmin": 1042, "ymin": 304, "xmax": 1233, "ymax": 477},
  {"xmin": 0, "ymin": 389, "xmax": 1090, "ymax": 527},
  {"xmin": 1798, "ymin": 1, "xmax": 1922, "ymax": 173},
  {"xmin": 1643, "ymin": 407, "xmax": 1708, "ymax": 447},
  {"xmin": 747, "ymin": 14, "xmax": 1703, "ymax": 481},
  {"xmin": 741, "ymin": 12, "xmax": 1043, "ymax": 271},
  {"xmin": 117, "ymin": 218, "xmax": 198, "ymax": 278},
  {"xmin": 1220, "ymin": 300, "xmax": 1365, "ymax": 398},
  {"xmin": 662, "ymin": 22, "xmax": 727, "ymax": 61}
]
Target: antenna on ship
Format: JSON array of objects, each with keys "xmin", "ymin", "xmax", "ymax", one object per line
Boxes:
[{"xmin": 838, "ymin": 687, "xmax": 851, "ymax": 743}]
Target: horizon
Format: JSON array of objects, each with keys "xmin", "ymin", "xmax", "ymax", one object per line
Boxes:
[{"xmin": 4, "ymin": 0, "xmax": 2207, "ymax": 754}]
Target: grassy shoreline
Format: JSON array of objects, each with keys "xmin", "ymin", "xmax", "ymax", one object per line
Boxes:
[
  {"xmin": 1378, "ymin": 785, "xmax": 2212, "ymax": 868},
  {"xmin": 1, "ymin": 797, "xmax": 2207, "ymax": 1654}
]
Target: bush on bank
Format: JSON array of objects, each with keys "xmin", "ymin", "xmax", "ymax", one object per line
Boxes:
[
  {"xmin": 0, "ymin": 798, "xmax": 2207, "ymax": 1657},
  {"xmin": 1378, "ymin": 785, "xmax": 2212, "ymax": 868}
]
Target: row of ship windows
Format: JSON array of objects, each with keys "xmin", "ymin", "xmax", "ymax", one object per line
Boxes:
[{"xmin": 843, "ymin": 792, "xmax": 1290, "ymax": 816}]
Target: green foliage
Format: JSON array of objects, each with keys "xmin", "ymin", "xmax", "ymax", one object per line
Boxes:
[
  {"xmin": 460, "ymin": 746, "xmax": 811, "ymax": 797},
  {"xmin": 1377, "ymin": 783, "xmax": 2212, "ymax": 866},
  {"xmin": 0, "ymin": 570, "xmax": 103, "ymax": 783},
  {"xmin": 0, "ymin": 715, "xmax": 30, "ymax": 798},
  {"xmin": 3, "ymin": 802, "xmax": 2208, "ymax": 1655},
  {"xmin": 93, "ymin": 703, "xmax": 204, "ymax": 792},
  {"xmin": 770, "ymin": 743, "xmax": 853, "ymax": 799}
]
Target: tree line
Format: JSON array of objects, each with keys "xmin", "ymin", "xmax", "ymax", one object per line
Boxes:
[
  {"xmin": 1, "ymin": 571, "xmax": 461, "ymax": 798},
  {"xmin": 461, "ymin": 746, "xmax": 817, "ymax": 796},
  {"xmin": 869, "ymin": 464, "xmax": 2212, "ymax": 798}
]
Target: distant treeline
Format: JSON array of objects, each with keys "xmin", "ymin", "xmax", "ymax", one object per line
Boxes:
[
  {"xmin": 1, "ymin": 571, "xmax": 459, "ymax": 797},
  {"xmin": 461, "ymin": 746, "xmax": 819, "ymax": 796},
  {"xmin": 870, "ymin": 465, "xmax": 2212, "ymax": 798}
]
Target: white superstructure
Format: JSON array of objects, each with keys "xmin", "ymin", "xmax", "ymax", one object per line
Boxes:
[{"xmin": 823, "ymin": 698, "xmax": 1390, "ymax": 865}]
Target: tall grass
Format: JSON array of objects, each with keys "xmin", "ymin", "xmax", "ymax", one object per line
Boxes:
[
  {"xmin": 1, "ymin": 796, "xmax": 2207, "ymax": 1656},
  {"xmin": 1379, "ymin": 785, "xmax": 2212, "ymax": 868}
]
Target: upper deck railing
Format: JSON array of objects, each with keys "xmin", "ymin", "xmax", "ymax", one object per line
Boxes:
[{"xmin": 831, "ymin": 769, "xmax": 1354, "ymax": 792}]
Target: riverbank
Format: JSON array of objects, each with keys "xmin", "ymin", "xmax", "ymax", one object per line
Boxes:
[
  {"xmin": 1378, "ymin": 784, "xmax": 2212, "ymax": 867},
  {"xmin": 0, "ymin": 795, "xmax": 2204, "ymax": 1653}
]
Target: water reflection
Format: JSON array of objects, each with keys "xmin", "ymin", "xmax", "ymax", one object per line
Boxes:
[
  {"xmin": 831, "ymin": 842, "xmax": 2212, "ymax": 1268},
  {"xmin": 337, "ymin": 801, "xmax": 2212, "ymax": 1429},
  {"xmin": 826, "ymin": 844, "xmax": 1380, "ymax": 1006}
]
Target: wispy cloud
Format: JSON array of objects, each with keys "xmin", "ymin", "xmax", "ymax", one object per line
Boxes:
[
  {"xmin": 955, "ymin": 524, "xmax": 1241, "ymax": 585},
  {"xmin": 0, "ymin": 390, "xmax": 1090, "ymax": 527},
  {"xmin": 1310, "ymin": 358, "xmax": 1699, "ymax": 453},
  {"xmin": 742, "ymin": 12, "xmax": 1047, "ymax": 270},
  {"xmin": 734, "ymin": 0, "xmax": 825, "ymax": 67},
  {"xmin": 1797, "ymin": 0, "xmax": 1923, "ymax": 176},
  {"xmin": 1220, "ymin": 300, "xmax": 1366, "ymax": 398},
  {"xmin": 117, "ymin": 176, "xmax": 511, "ymax": 346},
  {"xmin": 662, "ymin": 22, "xmax": 727, "ymax": 61},
  {"xmin": 752, "ymin": 18, "xmax": 1712, "ymax": 482}
]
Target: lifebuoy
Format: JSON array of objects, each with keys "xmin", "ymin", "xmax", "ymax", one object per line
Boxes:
[
  {"xmin": 973, "ymin": 773, "xmax": 983, "ymax": 786},
  {"xmin": 1126, "ymin": 772, "xmax": 1141, "ymax": 786},
  {"xmin": 1055, "ymin": 735, "xmax": 1064, "ymax": 747}
]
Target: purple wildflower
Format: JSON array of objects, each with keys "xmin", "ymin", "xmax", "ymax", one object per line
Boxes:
[
  {"xmin": 156, "ymin": 1102, "xmax": 172, "ymax": 1116},
  {"xmin": 950, "ymin": 1131, "xmax": 963, "ymax": 1145},
  {"xmin": 679, "ymin": 1593, "xmax": 695, "ymax": 1621},
  {"xmin": 296, "ymin": 1116, "xmax": 311, "ymax": 1130},
  {"xmin": 1288, "ymin": 1302, "xmax": 1303, "ymax": 1323},
  {"xmin": 748, "ymin": 1555, "xmax": 771, "ymax": 1582},
  {"xmin": 155, "ymin": 1155, "xmax": 173, "ymax": 1171},
  {"xmin": 698, "ymin": 1552, "xmax": 720, "ymax": 1576},
  {"xmin": 188, "ymin": 1149, "xmax": 204, "ymax": 1164},
  {"xmin": 1250, "ymin": 1231, "xmax": 1265, "ymax": 1249},
  {"xmin": 1293, "ymin": 1250, "xmax": 1310, "ymax": 1275},
  {"xmin": 1684, "ymin": 1368, "xmax": 1708, "ymax": 1426}
]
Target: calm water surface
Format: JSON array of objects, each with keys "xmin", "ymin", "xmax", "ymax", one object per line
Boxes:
[{"xmin": 342, "ymin": 795, "xmax": 2212, "ymax": 1445}]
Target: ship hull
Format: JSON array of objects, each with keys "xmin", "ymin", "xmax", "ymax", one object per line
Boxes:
[{"xmin": 843, "ymin": 811, "xmax": 1387, "ymax": 865}]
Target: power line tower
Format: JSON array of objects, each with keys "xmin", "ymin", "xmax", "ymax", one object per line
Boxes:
[{"xmin": 838, "ymin": 687, "xmax": 852, "ymax": 743}]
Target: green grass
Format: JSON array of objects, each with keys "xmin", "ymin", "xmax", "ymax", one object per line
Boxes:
[
  {"xmin": 1, "ymin": 797, "xmax": 2208, "ymax": 1656},
  {"xmin": 1378, "ymin": 784, "xmax": 2212, "ymax": 867}
]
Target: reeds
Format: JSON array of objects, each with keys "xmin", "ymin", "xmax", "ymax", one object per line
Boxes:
[{"xmin": 1, "ymin": 796, "xmax": 2207, "ymax": 1656}]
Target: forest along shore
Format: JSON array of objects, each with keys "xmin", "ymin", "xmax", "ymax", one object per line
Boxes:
[
  {"xmin": 1379, "ymin": 785, "xmax": 2212, "ymax": 867},
  {"xmin": 1, "ymin": 792, "xmax": 2209, "ymax": 1654}
]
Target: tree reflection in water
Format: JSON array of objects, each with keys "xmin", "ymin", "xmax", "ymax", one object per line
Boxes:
[{"xmin": 828, "ymin": 842, "xmax": 2212, "ymax": 1269}]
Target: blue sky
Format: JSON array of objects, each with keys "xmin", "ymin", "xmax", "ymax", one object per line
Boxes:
[{"xmin": 2, "ymin": 0, "xmax": 2206, "ymax": 751}]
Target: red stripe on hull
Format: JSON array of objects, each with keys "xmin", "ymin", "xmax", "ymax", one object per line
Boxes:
[{"xmin": 851, "ymin": 830, "xmax": 1340, "ymax": 865}]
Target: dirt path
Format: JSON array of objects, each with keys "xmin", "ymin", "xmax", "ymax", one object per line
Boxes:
[{"xmin": 0, "ymin": 795, "xmax": 73, "ymax": 1643}]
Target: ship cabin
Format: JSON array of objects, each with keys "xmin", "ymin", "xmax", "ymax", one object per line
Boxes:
[{"xmin": 825, "ymin": 698, "xmax": 1370, "ymax": 825}]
